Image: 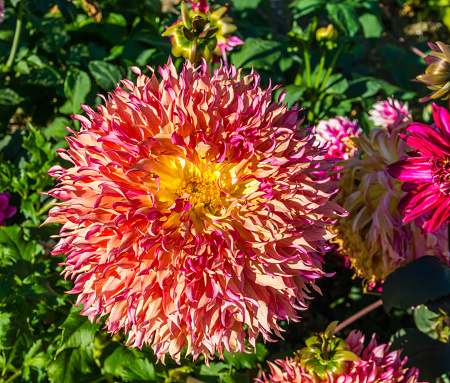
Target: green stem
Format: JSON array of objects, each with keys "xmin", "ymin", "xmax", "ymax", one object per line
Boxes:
[
  {"xmin": 314, "ymin": 48, "xmax": 327, "ymax": 89},
  {"xmin": 301, "ymin": 41, "xmax": 312, "ymax": 88},
  {"xmin": 4, "ymin": 370, "xmax": 21, "ymax": 383},
  {"xmin": 319, "ymin": 42, "xmax": 346, "ymax": 92},
  {"xmin": 4, "ymin": 1, "xmax": 25, "ymax": 72}
]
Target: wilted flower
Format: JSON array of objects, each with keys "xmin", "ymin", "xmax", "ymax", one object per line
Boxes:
[
  {"xmin": 387, "ymin": 103, "xmax": 450, "ymax": 234},
  {"xmin": 416, "ymin": 41, "xmax": 450, "ymax": 102},
  {"xmin": 315, "ymin": 117, "xmax": 362, "ymax": 160},
  {"xmin": 332, "ymin": 117, "xmax": 448, "ymax": 287},
  {"xmin": 45, "ymin": 58, "xmax": 345, "ymax": 362},
  {"xmin": 260, "ymin": 323, "xmax": 421, "ymax": 383},
  {"xmin": 163, "ymin": 1, "xmax": 243, "ymax": 63},
  {"xmin": 369, "ymin": 97, "xmax": 411, "ymax": 130},
  {"xmin": 0, "ymin": 192, "xmax": 16, "ymax": 226}
]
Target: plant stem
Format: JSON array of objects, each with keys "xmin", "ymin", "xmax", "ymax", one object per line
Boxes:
[
  {"xmin": 4, "ymin": 370, "xmax": 21, "ymax": 383},
  {"xmin": 301, "ymin": 41, "xmax": 312, "ymax": 88},
  {"xmin": 334, "ymin": 299, "xmax": 383, "ymax": 334},
  {"xmin": 319, "ymin": 42, "xmax": 346, "ymax": 92},
  {"xmin": 4, "ymin": 1, "xmax": 25, "ymax": 72},
  {"xmin": 315, "ymin": 49, "xmax": 327, "ymax": 89}
]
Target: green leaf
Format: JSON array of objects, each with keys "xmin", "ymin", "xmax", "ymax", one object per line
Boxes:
[
  {"xmin": 392, "ymin": 328, "xmax": 450, "ymax": 380},
  {"xmin": 231, "ymin": 38, "xmax": 281, "ymax": 70},
  {"xmin": 231, "ymin": 0, "xmax": 261, "ymax": 11},
  {"xmin": 0, "ymin": 225, "xmax": 43, "ymax": 264},
  {"xmin": 290, "ymin": 0, "xmax": 325, "ymax": 17},
  {"xmin": 223, "ymin": 343, "xmax": 268, "ymax": 370},
  {"xmin": 57, "ymin": 305, "xmax": 101, "ymax": 355},
  {"xmin": 0, "ymin": 88, "xmax": 24, "ymax": 106},
  {"xmin": 326, "ymin": 3, "xmax": 360, "ymax": 36},
  {"xmin": 47, "ymin": 347, "xmax": 97, "ymax": 383},
  {"xmin": 358, "ymin": 12, "xmax": 383, "ymax": 38},
  {"xmin": 382, "ymin": 256, "xmax": 450, "ymax": 313},
  {"xmin": 199, "ymin": 362, "xmax": 228, "ymax": 377},
  {"xmin": 88, "ymin": 60, "xmax": 122, "ymax": 91},
  {"xmin": 42, "ymin": 117, "xmax": 71, "ymax": 140},
  {"xmin": 59, "ymin": 70, "xmax": 91, "ymax": 115},
  {"xmin": 414, "ymin": 305, "xmax": 440, "ymax": 339},
  {"xmin": 103, "ymin": 346, "xmax": 158, "ymax": 381}
]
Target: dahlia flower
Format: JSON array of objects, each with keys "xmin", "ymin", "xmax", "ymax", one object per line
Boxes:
[
  {"xmin": 369, "ymin": 97, "xmax": 411, "ymax": 130},
  {"xmin": 332, "ymin": 117, "xmax": 448, "ymax": 287},
  {"xmin": 315, "ymin": 117, "xmax": 362, "ymax": 160},
  {"xmin": 163, "ymin": 1, "xmax": 243, "ymax": 63},
  {"xmin": 0, "ymin": 192, "xmax": 16, "ymax": 225},
  {"xmin": 387, "ymin": 103, "xmax": 450, "ymax": 234},
  {"xmin": 260, "ymin": 323, "xmax": 421, "ymax": 383},
  {"xmin": 45, "ymin": 58, "xmax": 345, "ymax": 362},
  {"xmin": 416, "ymin": 42, "xmax": 450, "ymax": 102}
]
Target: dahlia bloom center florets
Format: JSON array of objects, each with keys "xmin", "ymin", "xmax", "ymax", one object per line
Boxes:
[
  {"xmin": 433, "ymin": 158, "xmax": 450, "ymax": 194},
  {"xmin": 175, "ymin": 175, "xmax": 220, "ymax": 205}
]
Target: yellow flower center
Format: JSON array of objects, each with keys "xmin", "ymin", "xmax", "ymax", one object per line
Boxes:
[{"xmin": 174, "ymin": 176, "xmax": 220, "ymax": 205}]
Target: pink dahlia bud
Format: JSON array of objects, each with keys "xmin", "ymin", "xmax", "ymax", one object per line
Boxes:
[
  {"xmin": 369, "ymin": 97, "xmax": 411, "ymax": 131},
  {"xmin": 0, "ymin": 192, "xmax": 16, "ymax": 226},
  {"xmin": 387, "ymin": 103, "xmax": 450, "ymax": 234},
  {"xmin": 0, "ymin": 0, "xmax": 3, "ymax": 24},
  {"xmin": 260, "ymin": 325, "xmax": 421, "ymax": 383},
  {"xmin": 45, "ymin": 58, "xmax": 346, "ymax": 362},
  {"xmin": 315, "ymin": 117, "xmax": 362, "ymax": 160},
  {"xmin": 332, "ymin": 118, "xmax": 449, "ymax": 287}
]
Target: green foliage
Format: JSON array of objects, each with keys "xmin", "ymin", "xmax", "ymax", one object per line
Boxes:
[{"xmin": 381, "ymin": 256, "xmax": 450, "ymax": 313}]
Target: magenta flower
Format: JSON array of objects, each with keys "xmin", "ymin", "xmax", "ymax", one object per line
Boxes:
[
  {"xmin": 0, "ymin": 192, "xmax": 16, "ymax": 226},
  {"xmin": 387, "ymin": 103, "xmax": 450, "ymax": 234},
  {"xmin": 315, "ymin": 117, "xmax": 362, "ymax": 160}
]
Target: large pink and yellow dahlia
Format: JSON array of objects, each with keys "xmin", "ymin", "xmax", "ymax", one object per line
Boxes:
[
  {"xmin": 45, "ymin": 59, "xmax": 345, "ymax": 362},
  {"xmin": 260, "ymin": 328, "xmax": 421, "ymax": 383},
  {"xmin": 387, "ymin": 103, "xmax": 450, "ymax": 234}
]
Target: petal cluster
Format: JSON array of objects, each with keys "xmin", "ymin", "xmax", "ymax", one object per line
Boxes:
[
  {"xmin": 315, "ymin": 117, "xmax": 362, "ymax": 161},
  {"xmin": 260, "ymin": 329, "xmax": 421, "ymax": 383},
  {"xmin": 369, "ymin": 97, "xmax": 411, "ymax": 131},
  {"xmin": 45, "ymin": 59, "xmax": 345, "ymax": 362},
  {"xmin": 387, "ymin": 103, "xmax": 450, "ymax": 234},
  {"xmin": 416, "ymin": 42, "xmax": 450, "ymax": 102},
  {"xmin": 0, "ymin": 192, "xmax": 16, "ymax": 226},
  {"xmin": 332, "ymin": 104, "xmax": 448, "ymax": 287}
]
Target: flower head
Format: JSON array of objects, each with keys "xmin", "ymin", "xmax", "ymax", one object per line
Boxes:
[
  {"xmin": 369, "ymin": 97, "xmax": 411, "ymax": 130},
  {"xmin": 416, "ymin": 42, "xmax": 450, "ymax": 102},
  {"xmin": 0, "ymin": 192, "xmax": 16, "ymax": 226},
  {"xmin": 45, "ymin": 58, "xmax": 345, "ymax": 362},
  {"xmin": 315, "ymin": 117, "xmax": 362, "ymax": 161},
  {"xmin": 387, "ymin": 103, "xmax": 450, "ymax": 234},
  {"xmin": 332, "ymin": 120, "xmax": 449, "ymax": 287},
  {"xmin": 260, "ymin": 325, "xmax": 421, "ymax": 383},
  {"xmin": 163, "ymin": 1, "xmax": 243, "ymax": 63}
]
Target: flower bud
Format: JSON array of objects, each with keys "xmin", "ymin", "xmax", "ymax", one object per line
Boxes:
[
  {"xmin": 316, "ymin": 24, "xmax": 338, "ymax": 44},
  {"xmin": 296, "ymin": 322, "xmax": 359, "ymax": 381},
  {"xmin": 416, "ymin": 41, "xmax": 450, "ymax": 102}
]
